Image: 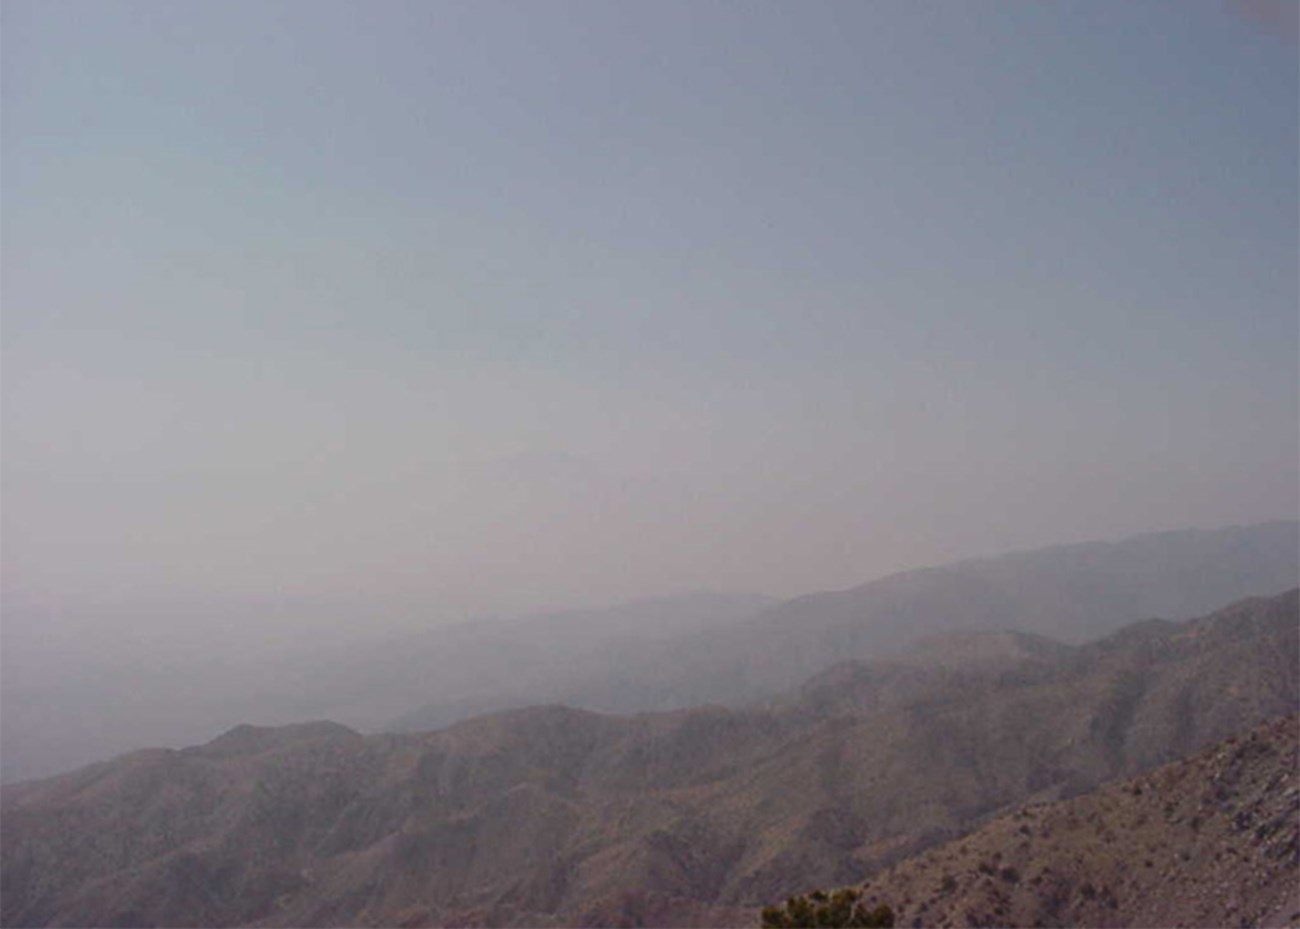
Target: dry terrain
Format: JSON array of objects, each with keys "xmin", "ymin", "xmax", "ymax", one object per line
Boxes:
[
  {"xmin": 2, "ymin": 590, "xmax": 1296, "ymax": 927},
  {"xmin": 828, "ymin": 713, "xmax": 1300, "ymax": 928}
]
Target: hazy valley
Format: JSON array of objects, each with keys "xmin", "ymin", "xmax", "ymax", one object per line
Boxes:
[{"xmin": 6, "ymin": 521, "xmax": 1295, "ymax": 786}]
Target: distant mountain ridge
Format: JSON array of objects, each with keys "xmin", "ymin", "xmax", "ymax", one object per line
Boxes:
[
  {"xmin": 0, "ymin": 591, "xmax": 775, "ymax": 784},
  {"xmin": 7, "ymin": 524, "xmax": 1289, "ymax": 787},
  {"xmin": 393, "ymin": 520, "xmax": 1299, "ymax": 732},
  {"xmin": 4, "ymin": 589, "xmax": 1296, "ymax": 927}
]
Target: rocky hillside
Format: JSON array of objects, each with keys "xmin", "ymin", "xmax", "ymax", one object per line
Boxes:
[
  {"xmin": 2, "ymin": 590, "xmax": 1296, "ymax": 928},
  {"xmin": 833, "ymin": 713, "xmax": 1299, "ymax": 928}
]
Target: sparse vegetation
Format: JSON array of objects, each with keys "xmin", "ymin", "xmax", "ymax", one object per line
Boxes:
[
  {"xmin": 829, "ymin": 713, "xmax": 1300, "ymax": 929},
  {"xmin": 760, "ymin": 889, "xmax": 895, "ymax": 928}
]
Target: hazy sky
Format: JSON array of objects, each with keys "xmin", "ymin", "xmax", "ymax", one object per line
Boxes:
[{"xmin": 4, "ymin": 0, "xmax": 1297, "ymax": 634}]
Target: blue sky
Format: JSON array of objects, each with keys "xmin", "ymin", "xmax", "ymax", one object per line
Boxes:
[{"xmin": 3, "ymin": 0, "xmax": 1296, "ymax": 622}]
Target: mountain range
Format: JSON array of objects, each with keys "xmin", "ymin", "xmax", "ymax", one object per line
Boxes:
[
  {"xmin": 391, "ymin": 520, "xmax": 1300, "ymax": 732},
  {"xmin": 5, "ymin": 521, "xmax": 1294, "ymax": 786},
  {"xmin": 4, "ymin": 588, "xmax": 1296, "ymax": 927}
]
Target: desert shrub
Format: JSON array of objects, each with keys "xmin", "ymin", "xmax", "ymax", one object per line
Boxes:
[{"xmin": 760, "ymin": 888, "xmax": 895, "ymax": 927}]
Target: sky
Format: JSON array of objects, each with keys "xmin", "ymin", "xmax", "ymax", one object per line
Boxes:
[{"xmin": 3, "ymin": 0, "xmax": 1297, "ymax": 645}]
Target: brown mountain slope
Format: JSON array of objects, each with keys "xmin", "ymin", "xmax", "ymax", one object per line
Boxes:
[
  {"xmin": 2, "ymin": 591, "xmax": 1297, "ymax": 928},
  {"xmin": 831, "ymin": 713, "xmax": 1300, "ymax": 928}
]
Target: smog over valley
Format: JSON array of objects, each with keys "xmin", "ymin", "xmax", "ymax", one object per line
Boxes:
[{"xmin": 2, "ymin": 2, "xmax": 1297, "ymax": 927}]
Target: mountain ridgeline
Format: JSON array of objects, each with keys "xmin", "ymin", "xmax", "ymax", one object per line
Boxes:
[
  {"xmin": 7, "ymin": 523, "xmax": 1292, "ymax": 787},
  {"xmin": 3, "ymin": 588, "xmax": 1297, "ymax": 928},
  {"xmin": 391, "ymin": 521, "xmax": 1299, "ymax": 733}
]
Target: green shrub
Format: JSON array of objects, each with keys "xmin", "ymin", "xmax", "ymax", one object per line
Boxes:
[{"xmin": 760, "ymin": 887, "xmax": 895, "ymax": 927}]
